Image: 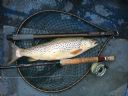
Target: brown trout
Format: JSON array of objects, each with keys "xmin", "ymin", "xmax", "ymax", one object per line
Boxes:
[{"xmin": 8, "ymin": 37, "xmax": 98, "ymax": 65}]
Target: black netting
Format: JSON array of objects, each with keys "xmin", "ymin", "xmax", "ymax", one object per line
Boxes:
[{"xmin": 15, "ymin": 11, "xmax": 108, "ymax": 92}]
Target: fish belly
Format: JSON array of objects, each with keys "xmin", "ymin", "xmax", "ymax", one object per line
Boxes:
[{"xmin": 26, "ymin": 49, "xmax": 77, "ymax": 60}]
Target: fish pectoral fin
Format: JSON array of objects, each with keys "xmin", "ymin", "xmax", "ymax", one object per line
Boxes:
[
  {"xmin": 70, "ymin": 48, "xmax": 83, "ymax": 55},
  {"xmin": 28, "ymin": 58, "xmax": 37, "ymax": 62}
]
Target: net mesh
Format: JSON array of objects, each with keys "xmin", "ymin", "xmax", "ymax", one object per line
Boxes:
[{"xmin": 15, "ymin": 11, "xmax": 107, "ymax": 92}]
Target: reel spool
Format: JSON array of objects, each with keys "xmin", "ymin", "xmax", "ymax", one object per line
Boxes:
[{"xmin": 91, "ymin": 63, "xmax": 107, "ymax": 77}]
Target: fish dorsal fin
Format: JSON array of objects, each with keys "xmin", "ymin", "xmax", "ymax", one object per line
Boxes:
[
  {"xmin": 28, "ymin": 58, "xmax": 37, "ymax": 62},
  {"xmin": 70, "ymin": 49, "xmax": 83, "ymax": 55}
]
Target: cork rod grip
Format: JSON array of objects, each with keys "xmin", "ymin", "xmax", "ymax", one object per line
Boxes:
[{"xmin": 60, "ymin": 56, "xmax": 115, "ymax": 65}]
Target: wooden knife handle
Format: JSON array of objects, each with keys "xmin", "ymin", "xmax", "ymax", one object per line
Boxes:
[{"xmin": 60, "ymin": 56, "xmax": 115, "ymax": 65}]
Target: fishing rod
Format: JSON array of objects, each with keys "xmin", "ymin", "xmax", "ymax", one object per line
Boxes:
[
  {"xmin": 0, "ymin": 56, "xmax": 115, "ymax": 69},
  {"xmin": 6, "ymin": 10, "xmax": 120, "ymax": 41},
  {"xmin": 7, "ymin": 31, "xmax": 128, "ymax": 40},
  {"xmin": 7, "ymin": 32, "xmax": 116, "ymax": 40}
]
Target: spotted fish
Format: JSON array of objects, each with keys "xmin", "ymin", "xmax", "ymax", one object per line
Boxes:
[{"xmin": 8, "ymin": 37, "xmax": 98, "ymax": 65}]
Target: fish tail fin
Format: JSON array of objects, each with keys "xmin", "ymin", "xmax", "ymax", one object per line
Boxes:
[{"xmin": 8, "ymin": 42, "xmax": 22, "ymax": 65}]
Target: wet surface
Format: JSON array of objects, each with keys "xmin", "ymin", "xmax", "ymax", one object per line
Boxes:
[{"xmin": 0, "ymin": 0, "xmax": 128, "ymax": 96}]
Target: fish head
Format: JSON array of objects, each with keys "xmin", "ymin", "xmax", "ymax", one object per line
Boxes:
[{"xmin": 81, "ymin": 39, "xmax": 98, "ymax": 50}]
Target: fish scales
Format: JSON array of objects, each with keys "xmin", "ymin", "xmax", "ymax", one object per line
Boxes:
[
  {"xmin": 8, "ymin": 37, "xmax": 98, "ymax": 65},
  {"xmin": 22, "ymin": 38, "xmax": 82, "ymax": 56}
]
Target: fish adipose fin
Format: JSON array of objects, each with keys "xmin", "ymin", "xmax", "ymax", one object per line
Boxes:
[
  {"xmin": 70, "ymin": 49, "xmax": 83, "ymax": 55},
  {"xmin": 7, "ymin": 42, "xmax": 22, "ymax": 65}
]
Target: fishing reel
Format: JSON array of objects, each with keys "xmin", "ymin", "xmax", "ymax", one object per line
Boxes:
[{"xmin": 91, "ymin": 63, "xmax": 108, "ymax": 77}]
